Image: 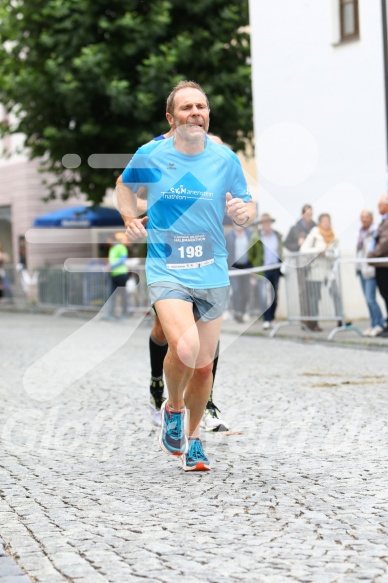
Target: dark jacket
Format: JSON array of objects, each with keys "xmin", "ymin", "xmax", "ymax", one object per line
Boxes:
[
  {"xmin": 284, "ymin": 218, "xmax": 316, "ymax": 252},
  {"xmin": 367, "ymin": 217, "xmax": 388, "ymax": 268}
]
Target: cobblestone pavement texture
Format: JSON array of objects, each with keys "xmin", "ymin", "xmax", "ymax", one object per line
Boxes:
[
  {"xmin": 0, "ymin": 311, "xmax": 387, "ymax": 583},
  {"xmin": 0, "ymin": 536, "xmax": 31, "ymax": 582}
]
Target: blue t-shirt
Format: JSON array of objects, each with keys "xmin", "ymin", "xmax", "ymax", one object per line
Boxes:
[{"xmin": 122, "ymin": 137, "xmax": 251, "ymax": 289}]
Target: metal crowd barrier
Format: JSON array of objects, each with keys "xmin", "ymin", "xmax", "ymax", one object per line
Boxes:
[
  {"xmin": 4, "ymin": 256, "xmax": 387, "ymax": 334},
  {"xmin": 0, "ymin": 265, "xmax": 32, "ymax": 307},
  {"xmin": 32, "ymin": 262, "xmax": 281, "ymax": 319},
  {"xmin": 227, "ymin": 262, "xmax": 282, "ymax": 320},
  {"xmin": 269, "ymin": 251, "xmax": 362, "ymax": 339},
  {"xmin": 35, "ymin": 263, "xmax": 150, "ymax": 317}
]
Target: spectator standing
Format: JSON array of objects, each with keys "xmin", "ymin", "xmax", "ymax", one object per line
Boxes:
[
  {"xmin": 284, "ymin": 205, "xmax": 316, "ymax": 330},
  {"xmin": 284, "ymin": 204, "xmax": 316, "ymax": 251},
  {"xmin": 249, "ymin": 213, "xmax": 283, "ymax": 330},
  {"xmin": 0, "ymin": 244, "xmax": 12, "ymax": 302},
  {"xmin": 225, "ymin": 224, "xmax": 253, "ymax": 323},
  {"xmin": 356, "ymin": 210, "xmax": 385, "ymax": 336},
  {"xmin": 300, "ymin": 213, "xmax": 341, "ymax": 331},
  {"xmin": 0, "ymin": 244, "xmax": 5, "ymax": 299},
  {"xmin": 105, "ymin": 232, "xmax": 129, "ymax": 319},
  {"xmin": 367, "ymin": 194, "xmax": 388, "ymax": 337}
]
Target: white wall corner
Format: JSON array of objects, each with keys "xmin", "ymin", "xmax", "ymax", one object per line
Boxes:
[{"xmin": 330, "ymin": 0, "xmax": 341, "ymax": 45}]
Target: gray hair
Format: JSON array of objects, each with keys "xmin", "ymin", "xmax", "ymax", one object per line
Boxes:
[{"xmin": 166, "ymin": 80, "xmax": 209, "ymax": 115}]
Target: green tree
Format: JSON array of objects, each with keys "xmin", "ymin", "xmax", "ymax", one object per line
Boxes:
[{"xmin": 0, "ymin": 0, "xmax": 252, "ymax": 204}]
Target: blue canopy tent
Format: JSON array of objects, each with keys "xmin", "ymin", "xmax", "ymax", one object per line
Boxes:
[
  {"xmin": 33, "ymin": 206, "xmax": 123, "ymax": 228},
  {"xmin": 30, "ymin": 206, "xmax": 127, "ymax": 307}
]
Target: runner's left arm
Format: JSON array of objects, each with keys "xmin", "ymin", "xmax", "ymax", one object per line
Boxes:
[
  {"xmin": 223, "ymin": 150, "xmax": 256, "ymax": 227},
  {"xmin": 226, "ymin": 195, "xmax": 256, "ymax": 227}
]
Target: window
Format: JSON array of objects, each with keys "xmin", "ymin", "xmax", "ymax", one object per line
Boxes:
[{"xmin": 340, "ymin": 0, "xmax": 359, "ymax": 41}]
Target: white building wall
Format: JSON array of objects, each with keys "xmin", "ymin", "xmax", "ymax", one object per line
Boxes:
[{"xmin": 249, "ymin": 0, "xmax": 387, "ymax": 319}]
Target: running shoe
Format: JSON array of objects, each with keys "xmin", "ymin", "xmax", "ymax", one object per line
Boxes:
[
  {"xmin": 149, "ymin": 376, "xmax": 165, "ymax": 427},
  {"xmin": 159, "ymin": 401, "xmax": 187, "ymax": 456},
  {"xmin": 201, "ymin": 401, "xmax": 229, "ymax": 432},
  {"xmin": 182, "ymin": 438, "xmax": 211, "ymax": 471}
]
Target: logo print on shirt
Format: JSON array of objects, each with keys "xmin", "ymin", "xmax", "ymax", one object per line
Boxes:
[
  {"xmin": 167, "ymin": 162, "xmax": 177, "ymax": 170},
  {"xmin": 162, "ymin": 172, "xmax": 213, "ymax": 200}
]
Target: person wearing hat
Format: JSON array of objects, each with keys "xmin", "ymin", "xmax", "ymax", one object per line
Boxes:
[
  {"xmin": 248, "ymin": 213, "xmax": 283, "ymax": 330},
  {"xmin": 105, "ymin": 232, "xmax": 130, "ymax": 319}
]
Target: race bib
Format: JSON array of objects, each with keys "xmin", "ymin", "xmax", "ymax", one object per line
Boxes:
[{"xmin": 165, "ymin": 232, "xmax": 214, "ymax": 270}]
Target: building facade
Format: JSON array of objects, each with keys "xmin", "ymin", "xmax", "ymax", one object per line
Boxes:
[
  {"xmin": 249, "ymin": 0, "xmax": 387, "ymax": 247},
  {"xmin": 0, "ymin": 123, "xmax": 121, "ymax": 270},
  {"xmin": 248, "ymin": 0, "xmax": 388, "ymax": 317},
  {"xmin": 0, "ymin": 116, "xmax": 93, "ymax": 270}
]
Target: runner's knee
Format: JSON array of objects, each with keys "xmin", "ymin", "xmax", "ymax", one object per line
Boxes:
[
  {"xmin": 170, "ymin": 334, "xmax": 200, "ymax": 369},
  {"xmin": 192, "ymin": 361, "xmax": 213, "ymax": 380}
]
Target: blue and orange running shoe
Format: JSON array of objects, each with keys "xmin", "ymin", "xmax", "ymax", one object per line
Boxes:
[
  {"xmin": 159, "ymin": 401, "xmax": 187, "ymax": 456},
  {"xmin": 182, "ymin": 438, "xmax": 211, "ymax": 471}
]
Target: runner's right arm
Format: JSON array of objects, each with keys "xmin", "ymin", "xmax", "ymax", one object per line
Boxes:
[{"xmin": 116, "ymin": 174, "xmax": 148, "ymax": 240}]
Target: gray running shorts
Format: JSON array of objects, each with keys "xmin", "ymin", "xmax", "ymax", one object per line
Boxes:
[{"xmin": 148, "ymin": 281, "xmax": 230, "ymax": 322}]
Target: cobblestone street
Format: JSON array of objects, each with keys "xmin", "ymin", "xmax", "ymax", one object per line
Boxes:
[{"xmin": 0, "ymin": 311, "xmax": 387, "ymax": 583}]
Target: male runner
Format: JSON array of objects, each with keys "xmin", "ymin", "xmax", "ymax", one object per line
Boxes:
[
  {"xmin": 119, "ymin": 129, "xmax": 228, "ymax": 431},
  {"xmin": 117, "ymin": 80, "xmax": 255, "ymax": 471}
]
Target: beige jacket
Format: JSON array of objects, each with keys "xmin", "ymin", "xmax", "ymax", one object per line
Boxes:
[{"xmin": 300, "ymin": 227, "xmax": 339, "ymax": 281}]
